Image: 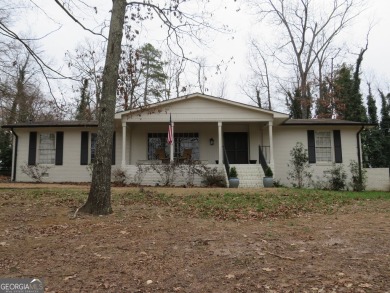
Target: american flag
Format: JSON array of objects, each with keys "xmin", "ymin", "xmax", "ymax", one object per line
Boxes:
[{"xmin": 167, "ymin": 114, "xmax": 173, "ymax": 145}]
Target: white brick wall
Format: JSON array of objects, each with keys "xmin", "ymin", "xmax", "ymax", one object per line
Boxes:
[{"xmin": 365, "ymin": 168, "xmax": 390, "ymax": 191}]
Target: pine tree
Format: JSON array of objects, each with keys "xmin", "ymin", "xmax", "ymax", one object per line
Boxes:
[
  {"xmin": 118, "ymin": 43, "xmax": 168, "ymax": 109},
  {"xmin": 362, "ymin": 85, "xmax": 383, "ymax": 167},
  {"xmin": 286, "ymin": 85, "xmax": 312, "ymax": 119},
  {"xmin": 138, "ymin": 43, "xmax": 167, "ymax": 105},
  {"xmin": 333, "ymin": 62, "xmax": 367, "ymax": 122},
  {"xmin": 75, "ymin": 79, "xmax": 92, "ymax": 120},
  {"xmin": 379, "ymin": 90, "xmax": 390, "ymax": 167},
  {"xmin": 379, "ymin": 90, "xmax": 390, "ymax": 132},
  {"xmin": 286, "ymin": 88, "xmax": 305, "ymax": 119},
  {"xmin": 315, "ymin": 80, "xmax": 333, "ymax": 118},
  {"xmin": 366, "ymin": 84, "xmax": 378, "ymax": 124},
  {"xmin": 0, "ymin": 131, "xmax": 12, "ymax": 175},
  {"xmin": 349, "ymin": 47, "xmax": 368, "ymax": 122}
]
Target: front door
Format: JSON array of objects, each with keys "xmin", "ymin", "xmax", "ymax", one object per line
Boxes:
[{"xmin": 224, "ymin": 132, "xmax": 248, "ymax": 164}]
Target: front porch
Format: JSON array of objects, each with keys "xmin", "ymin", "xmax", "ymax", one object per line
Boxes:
[
  {"xmin": 119, "ymin": 121, "xmax": 275, "ymax": 170},
  {"xmin": 112, "ymin": 93, "xmax": 289, "ymax": 187}
]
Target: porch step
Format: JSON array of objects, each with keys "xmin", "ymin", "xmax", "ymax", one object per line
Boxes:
[{"xmin": 230, "ymin": 164, "xmax": 264, "ymax": 188}]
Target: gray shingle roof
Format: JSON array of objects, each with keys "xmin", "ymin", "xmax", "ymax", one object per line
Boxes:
[
  {"xmin": 282, "ymin": 119, "xmax": 376, "ymax": 126},
  {"xmin": 2, "ymin": 120, "xmax": 98, "ymax": 128}
]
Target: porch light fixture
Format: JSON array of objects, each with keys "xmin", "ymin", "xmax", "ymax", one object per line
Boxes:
[{"xmin": 209, "ymin": 138, "xmax": 214, "ymax": 145}]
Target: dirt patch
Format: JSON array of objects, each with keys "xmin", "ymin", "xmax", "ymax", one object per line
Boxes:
[{"xmin": 0, "ymin": 184, "xmax": 389, "ymax": 292}]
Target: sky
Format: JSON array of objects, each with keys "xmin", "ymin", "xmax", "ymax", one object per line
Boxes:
[{"xmin": 14, "ymin": 0, "xmax": 390, "ymax": 113}]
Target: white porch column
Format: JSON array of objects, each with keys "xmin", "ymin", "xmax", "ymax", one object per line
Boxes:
[
  {"xmin": 121, "ymin": 122, "xmax": 126, "ymax": 166},
  {"xmin": 268, "ymin": 121, "xmax": 274, "ymax": 167},
  {"xmin": 170, "ymin": 122, "xmax": 175, "ymax": 162},
  {"xmin": 218, "ymin": 122, "xmax": 223, "ymax": 165}
]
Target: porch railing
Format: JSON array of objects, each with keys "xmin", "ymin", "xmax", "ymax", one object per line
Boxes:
[
  {"xmin": 222, "ymin": 145, "xmax": 230, "ymax": 177},
  {"xmin": 259, "ymin": 145, "xmax": 270, "ymax": 173}
]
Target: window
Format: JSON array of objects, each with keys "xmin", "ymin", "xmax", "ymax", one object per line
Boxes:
[
  {"xmin": 80, "ymin": 132, "xmax": 115, "ymax": 165},
  {"xmin": 39, "ymin": 133, "xmax": 56, "ymax": 164},
  {"xmin": 315, "ymin": 132, "xmax": 332, "ymax": 162},
  {"xmin": 175, "ymin": 133, "xmax": 199, "ymax": 160},
  {"xmin": 148, "ymin": 133, "xmax": 168, "ymax": 160},
  {"xmin": 308, "ymin": 130, "xmax": 342, "ymax": 164},
  {"xmin": 148, "ymin": 132, "xmax": 199, "ymax": 160}
]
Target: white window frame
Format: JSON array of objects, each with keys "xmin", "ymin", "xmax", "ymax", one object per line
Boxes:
[
  {"xmin": 38, "ymin": 133, "xmax": 56, "ymax": 164},
  {"xmin": 315, "ymin": 131, "xmax": 333, "ymax": 163}
]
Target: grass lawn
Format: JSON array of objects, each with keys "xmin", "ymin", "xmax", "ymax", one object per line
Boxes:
[{"xmin": 1, "ymin": 184, "xmax": 389, "ymax": 292}]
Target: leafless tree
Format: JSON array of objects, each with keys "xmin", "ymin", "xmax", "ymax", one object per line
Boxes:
[
  {"xmin": 243, "ymin": 40, "xmax": 273, "ymax": 110},
  {"xmin": 248, "ymin": 0, "xmax": 365, "ymax": 118},
  {"xmin": 0, "ymin": 40, "xmax": 63, "ymax": 123},
  {"xmin": 163, "ymin": 50, "xmax": 187, "ymax": 100},
  {"xmin": 56, "ymin": 0, "xmax": 219, "ymax": 215},
  {"xmin": 3, "ymin": 0, "xmax": 229, "ymax": 215},
  {"xmin": 65, "ymin": 40, "xmax": 106, "ymax": 117},
  {"xmin": 196, "ymin": 57, "xmax": 208, "ymax": 94}
]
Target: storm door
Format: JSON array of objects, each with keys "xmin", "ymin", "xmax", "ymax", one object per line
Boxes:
[{"xmin": 223, "ymin": 132, "xmax": 248, "ymax": 164}]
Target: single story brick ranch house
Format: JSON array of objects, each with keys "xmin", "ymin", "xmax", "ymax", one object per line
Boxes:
[{"xmin": 3, "ymin": 93, "xmax": 389, "ymax": 190}]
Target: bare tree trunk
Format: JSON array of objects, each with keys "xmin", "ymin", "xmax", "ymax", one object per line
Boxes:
[
  {"xmin": 15, "ymin": 58, "xmax": 30, "ymax": 123},
  {"xmin": 143, "ymin": 59, "xmax": 150, "ymax": 105},
  {"xmin": 80, "ymin": 0, "xmax": 126, "ymax": 215},
  {"xmin": 256, "ymin": 88, "xmax": 262, "ymax": 108}
]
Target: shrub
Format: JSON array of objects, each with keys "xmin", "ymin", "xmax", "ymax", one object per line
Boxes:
[
  {"xmin": 349, "ymin": 160, "xmax": 367, "ymax": 191},
  {"xmin": 287, "ymin": 142, "xmax": 312, "ymax": 188},
  {"xmin": 86, "ymin": 163, "xmax": 93, "ymax": 178},
  {"xmin": 133, "ymin": 163, "xmax": 151, "ymax": 186},
  {"xmin": 323, "ymin": 164, "xmax": 347, "ymax": 191},
  {"xmin": 264, "ymin": 166, "xmax": 273, "ymax": 177},
  {"xmin": 20, "ymin": 164, "xmax": 52, "ymax": 183},
  {"xmin": 200, "ymin": 166, "xmax": 226, "ymax": 187},
  {"xmin": 182, "ymin": 160, "xmax": 207, "ymax": 187},
  {"xmin": 272, "ymin": 179, "xmax": 285, "ymax": 188},
  {"xmin": 229, "ymin": 167, "xmax": 238, "ymax": 178},
  {"xmin": 150, "ymin": 161, "xmax": 182, "ymax": 186},
  {"xmin": 112, "ymin": 167, "xmax": 127, "ymax": 186}
]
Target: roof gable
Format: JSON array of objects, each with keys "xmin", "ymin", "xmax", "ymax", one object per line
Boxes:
[{"xmin": 117, "ymin": 93, "xmax": 289, "ymax": 123}]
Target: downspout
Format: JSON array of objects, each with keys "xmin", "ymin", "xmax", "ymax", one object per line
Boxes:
[
  {"xmin": 10, "ymin": 128, "xmax": 18, "ymax": 182},
  {"xmin": 356, "ymin": 126, "xmax": 364, "ymax": 183}
]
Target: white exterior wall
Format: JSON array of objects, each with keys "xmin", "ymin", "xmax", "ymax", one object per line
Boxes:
[
  {"xmin": 13, "ymin": 127, "xmax": 106, "ymax": 182},
  {"xmin": 273, "ymin": 125, "xmax": 361, "ymax": 187},
  {"xmin": 365, "ymin": 168, "xmax": 390, "ymax": 191}
]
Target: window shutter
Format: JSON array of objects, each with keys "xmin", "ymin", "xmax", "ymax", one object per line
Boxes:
[
  {"xmin": 55, "ymin": 132, "xmax": 64, "ymax": 165},
  {"xmin": 80, "ymin": 132, "xmax": 89, "ymax": 165},
  {"xmin": 28, "ymin": 132, "xmax": 37, "ymax": 165},
  {"xmin": 333, "ymin": 130, "xmax": 342, "ymax": 163},
  {"xmin": 112, "ymin": 131, "xmax": 116, "ymax": 165},
  {"xmin": 307, "ymin": 130, "xmax": 316, "ymax": 163}
]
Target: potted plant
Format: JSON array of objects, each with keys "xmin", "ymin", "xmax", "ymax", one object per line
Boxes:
[
  {"xmin": 228, "ymin": 166, "xmax": 239, "ymax": 188},
  {"xmin": 263, "ymin": 166, "xmax": 274, "ymax": 188}
]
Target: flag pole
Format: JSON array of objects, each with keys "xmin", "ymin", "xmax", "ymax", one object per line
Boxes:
[{"xmin": 168, "ymin": 114, "xmax": 174, "ymax": 162}]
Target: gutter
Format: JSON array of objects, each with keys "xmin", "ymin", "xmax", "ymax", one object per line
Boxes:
[
  {"xmin": 10, "ymin": 128, "xmax": 18, "ymax": 182},
  {"xmin": 357, "ymin": 126, "xmax": 365, "ymax": 183}
]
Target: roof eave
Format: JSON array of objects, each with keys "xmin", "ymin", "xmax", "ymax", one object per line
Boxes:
[
  {"xmin": 2, "ymin": 122, "xmax": 98, "ymax": 129},
  {"xmin": 282, "ymin": 120, "xmax": 377, "ymax": 127}
]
